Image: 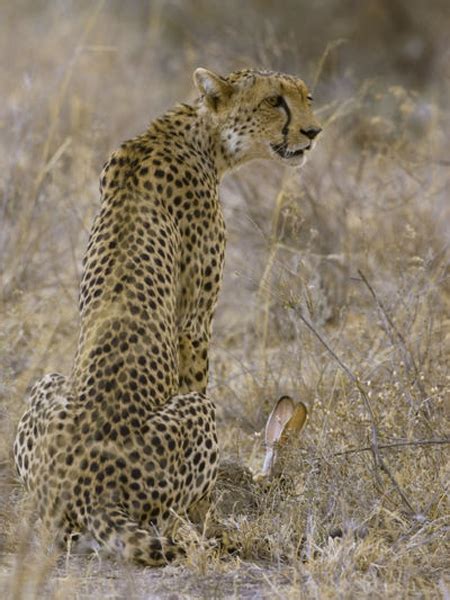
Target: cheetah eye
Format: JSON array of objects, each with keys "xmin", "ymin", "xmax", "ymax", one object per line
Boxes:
[{"xmin": 265, "ymin": 95, "xmax": 283, "ymax": 108}]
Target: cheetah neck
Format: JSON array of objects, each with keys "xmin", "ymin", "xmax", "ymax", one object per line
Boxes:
[{"xmin": 157, "ymin": 102, "xmax": 243, "ymax": 179}]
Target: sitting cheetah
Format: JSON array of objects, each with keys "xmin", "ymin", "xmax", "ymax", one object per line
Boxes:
[{"xmin": 14, "ymin": 68, "xmax": 321, "ymax": 565}]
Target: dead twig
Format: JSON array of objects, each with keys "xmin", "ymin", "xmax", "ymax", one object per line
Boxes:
[
  {"xmin": 333, "ymin": 438, "xmax": 450, "ymax": 457},
  {"xmin": 357, "ymin": 269, "xmax": 428, "ymax": 408},
  {"xmin": 291, "ymin": 307, "xmax": 417, "ymax": 514}
]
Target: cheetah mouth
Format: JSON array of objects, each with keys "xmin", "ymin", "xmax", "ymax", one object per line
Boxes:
[{"xmin": 270, "ymin": 142, "xmax": 312, "ymax": 160}]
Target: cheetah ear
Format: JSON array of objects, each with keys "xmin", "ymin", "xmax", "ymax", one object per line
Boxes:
[{"xmin": 193, "ymin": 68, "xmax": 234, "ymax": 111}]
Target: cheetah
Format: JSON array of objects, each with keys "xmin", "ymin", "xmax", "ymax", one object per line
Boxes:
[{"xmin": 14, "ymin": 68, "xmax": 321, "ymax": 566}]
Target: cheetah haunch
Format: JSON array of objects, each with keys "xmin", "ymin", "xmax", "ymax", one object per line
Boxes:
[{"xmin": 14, "ymin": 68, "xmax": 321, "ymax": 565}]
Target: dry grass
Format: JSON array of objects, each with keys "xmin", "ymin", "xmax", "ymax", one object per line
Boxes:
[{"xmin": 1, "ymin": 2, "xmax": 449, "ymax": 598}]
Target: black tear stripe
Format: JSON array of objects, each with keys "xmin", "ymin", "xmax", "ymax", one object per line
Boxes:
[{"xmin": 278, "ymin": 96, "xmax": 291, "ymax": 137}]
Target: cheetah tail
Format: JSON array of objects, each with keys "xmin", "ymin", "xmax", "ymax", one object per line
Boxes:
[{"xmin": 88, "ymin": 503, "xmax": 184, "ymax": 566}]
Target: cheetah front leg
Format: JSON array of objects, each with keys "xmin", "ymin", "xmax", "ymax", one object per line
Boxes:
[{"xmin": 178, "ymin": 329, "xmax": 210, "ymax": 394}]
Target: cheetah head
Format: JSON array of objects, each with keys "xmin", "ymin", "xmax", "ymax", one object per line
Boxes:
[{"xmin": 194, "ymin": 67, "xmax": 322, "ymax": 169}]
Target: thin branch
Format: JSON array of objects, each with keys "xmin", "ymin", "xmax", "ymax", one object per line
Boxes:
[
  {"xmin": 333, "ymin": 438, "xmax": 450, "ymax": 457},
  {"xmin": 291, "ymin": 307, "xmax": 417, "ymax": 514},
  {"xmin": 293, "ymin": 309, "xmax": 377, "ymax": 423},
  {"xmin": 357, "ymin": 268, "xmax": 428, "ymax": 405}
]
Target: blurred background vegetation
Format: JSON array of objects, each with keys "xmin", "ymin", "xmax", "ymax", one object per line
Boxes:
[{"xmin": 0, "ymin": 1, "xmax": 449, "ymax": 598}]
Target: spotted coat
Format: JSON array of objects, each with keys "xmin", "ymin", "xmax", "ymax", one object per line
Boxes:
[{"xmin": 14, "ymin": 67, "xmax": 321, "ymax": 565}]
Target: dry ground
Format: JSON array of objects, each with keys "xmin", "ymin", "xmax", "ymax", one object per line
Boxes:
[{"xmin": 0, "ymin": 2, "xmax": 449, "ymax": 599}]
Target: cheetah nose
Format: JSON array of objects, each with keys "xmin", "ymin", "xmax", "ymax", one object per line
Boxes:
[{"xmin": 300, "ymin": 126, "xmax": 322, "ymax": 140}]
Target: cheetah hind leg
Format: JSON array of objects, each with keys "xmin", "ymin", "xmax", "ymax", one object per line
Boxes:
[
  {"xmin": 88, "ymin": 503, "xmax": 184, "ymax": 566},
  {"xmin": 14, "ymin": 372, "xmax": 68, "ymax": 487}
]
